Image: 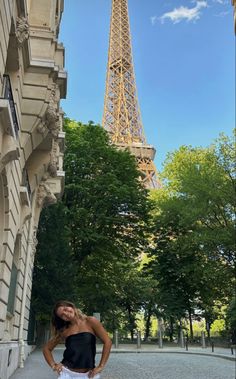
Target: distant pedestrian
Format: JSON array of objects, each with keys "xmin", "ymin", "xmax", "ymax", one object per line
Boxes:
[{"xmin": 43, "ymin": 300, "xmax": 112, "ymax": 378}]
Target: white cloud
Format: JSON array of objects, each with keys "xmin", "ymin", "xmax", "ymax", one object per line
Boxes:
[
  {"xmin": 150, "ymin": 16, "xmax": 157, "ymax": 25},
  {"xmin": 159, "ymin": 1, "xmax": 208, "ymax": 24},
  {"xmin": 212, "ymin": 0, "xmax": 228, "ymax": 4}
]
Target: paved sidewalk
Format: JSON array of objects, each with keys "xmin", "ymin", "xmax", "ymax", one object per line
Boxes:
[{"xmin": 11, "ymin": 344, "xmax": 235, "ymax": 379}]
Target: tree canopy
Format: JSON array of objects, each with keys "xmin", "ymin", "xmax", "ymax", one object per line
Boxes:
[
  {"xmin": 32, "ymin": 119, "xmax": 150, "ymax": 331},
  {"xmin": 32, "ymin": 121, "xmax": 234, "ymax": 340},
  {"xmin": 145, "ymin": 131, "xmax": 235, "ymax": 338},
  {"xmin": 63, "ymin": 119, "xmax": 150, "ymax": 265}
]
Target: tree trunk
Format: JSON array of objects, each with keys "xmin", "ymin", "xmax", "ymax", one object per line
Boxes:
[
  {"xmin": 130, "ymin": 329, "xmax": 134, "ymax": 341},
  {"xmin": 205, "ymin": 318, "xmax": 211, "ymax": 340},
  {"xmin": 127, "ymin": 305, "xmax": 134, "ymax": 341},
  {"xmin": 188, "ymin": 309, "xmax": 193, "ymax": 340},
  {"xmin": 169, "ymin": 317, "xmax": 174, "ymax": 342},
  {"xmin": 144, "ymin": 308, "xmax": 152, "ymax": 341}
]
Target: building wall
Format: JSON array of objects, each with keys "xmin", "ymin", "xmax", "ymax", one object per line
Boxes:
[{"xmin": 0, "ymin": 1, "xmax": 67, "ymax": 377}]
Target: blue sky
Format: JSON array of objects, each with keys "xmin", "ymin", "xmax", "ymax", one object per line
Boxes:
[{"xmin": 59, "ymin": 0, "xmax": 234, "ymax": 171}]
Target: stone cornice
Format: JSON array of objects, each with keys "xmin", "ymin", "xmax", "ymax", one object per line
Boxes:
[
  {"xmin": 37, "ymin": 84, "xmax": 61, "ymax": 138},
  {"xmin": 16, "ymin": 16, "xmax": 29, "ymax": 46},
  {"xmin": 37, "ymin": 182, "xmax": 57, "ymax": 208},
  {"xmin": 48, "ymin": 138, "xmax": 59, "ymax": 177}
]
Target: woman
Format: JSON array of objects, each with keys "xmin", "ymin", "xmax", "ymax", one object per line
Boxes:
[{"xmin": 43, "ymin": 300, "xmax": 112, "ymax": 378}]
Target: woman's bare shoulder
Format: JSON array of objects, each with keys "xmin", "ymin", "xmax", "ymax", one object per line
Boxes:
[
  {"xmin": 86, "ymin": 316, "xmax": 100, "ymax": 326},
  {"xmin": 86, "ymin": 316, "xmax": 110, "ymax": 342},
  {"xmin": 86, "ymin": 316, "xmax": 104, "ymax": 333}
]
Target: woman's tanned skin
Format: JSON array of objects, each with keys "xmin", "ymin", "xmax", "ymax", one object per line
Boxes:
[{"xmin": 43, "ymin": 302, "xmax": 112, "ymax": 378}]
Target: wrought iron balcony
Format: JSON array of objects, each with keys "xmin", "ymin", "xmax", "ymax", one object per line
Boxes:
[{"xmin": 2, "ymin": 74, "xmax": 19, "ymax": 136}]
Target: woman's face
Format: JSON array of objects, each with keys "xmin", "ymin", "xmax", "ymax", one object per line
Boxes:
[{"xmin": 56, "ymin": 305, "xmax": 75, "ymax": 321}]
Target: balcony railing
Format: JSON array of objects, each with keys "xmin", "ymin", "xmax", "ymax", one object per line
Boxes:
[{"xmin": 2, "ymin": 74, "xmax": 19, "ymax": 136}]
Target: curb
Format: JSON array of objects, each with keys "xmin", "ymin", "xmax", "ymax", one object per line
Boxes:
[
  {"xmin": 98, "ymin": 349, "xmax": 236, "ymax": 362},
  {"xmin": 55, "ymin": 347, "xmax": 236, "ymax": 362}
]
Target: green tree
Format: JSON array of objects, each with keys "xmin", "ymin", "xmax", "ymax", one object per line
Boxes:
[
  {"xmin": 63, "ymin": 119, "xmax": 149, "ymax": 265},
  {"xmin": 31, "ymin": 202, "xmax": 77, "ymax": 320},
  {"xmin": 148, "ymin": 131, "xmax": 235, "ymax": 339},
  {"xmin": 161, "ymin": 132, "xmax": 235, "ymax": 273},
  {"xmin": 226, "ymin": 297, "xmax": 236, "ymax": 343},
  {"xmin": 32, "ymin": 119, "xmax": 150, "ymax": 330},
  {"xmin": 147, "ymin": 192, "xmax": 206, "ymax": 339}
]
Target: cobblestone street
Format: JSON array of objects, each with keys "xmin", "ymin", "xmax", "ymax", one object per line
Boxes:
[
  {"xmin": 10, "ymin": 348, "xmax": 235, "ymax": 379},
  {"xmin": 101, "ymin": 353, "xmax": 235, "ymax": 379}
]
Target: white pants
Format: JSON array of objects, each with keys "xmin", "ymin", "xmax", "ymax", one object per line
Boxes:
[{"xmin": 59, "ymin": 367, "xmax": 101, "ymax": 379}]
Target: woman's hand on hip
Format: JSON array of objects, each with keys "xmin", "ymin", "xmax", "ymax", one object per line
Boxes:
[
  {"xmin": 52, "ymin": 362, "xmax": 63, "ymax": 375},
  {"xmin": 88, "ymin": 365, "xmax": 103, "ymax": 378}
]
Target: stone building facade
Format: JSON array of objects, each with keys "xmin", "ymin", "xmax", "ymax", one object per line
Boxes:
[{"xmin": 0, "ymin": 1, "xmax": 67, "ymax": 377}]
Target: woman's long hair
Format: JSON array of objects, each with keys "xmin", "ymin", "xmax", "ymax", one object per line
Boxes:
[{"xmin": 51, "ymin": 300, "xmax": 86, "ymax": 335}]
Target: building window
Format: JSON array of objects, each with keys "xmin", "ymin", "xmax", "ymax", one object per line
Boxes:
[
  {"xmin": 2, "ymin": 74, "xmax": 19, "ymax": 137},
  {"xmin": 7, "ymin": 263, "xmax": 18, "ymax": 315}
]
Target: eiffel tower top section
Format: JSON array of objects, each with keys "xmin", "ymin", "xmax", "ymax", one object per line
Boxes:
[
  {"xmin": 102, "ymin": 0, "xmax": 147, "ymax": 145},
  {"xmin": 102, "ymin": 0, "xmax": 159, "ymax": 189}
]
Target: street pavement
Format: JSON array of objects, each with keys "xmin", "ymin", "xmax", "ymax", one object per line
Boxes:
[{"xmin": 10, "ymin": 345, "xmax": 236, "ymax": 379}]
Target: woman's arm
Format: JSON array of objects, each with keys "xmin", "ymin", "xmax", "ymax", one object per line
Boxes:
[
  {"xmin": 88, "ymin": 316, "xmax": 112, "ymax": 378},
  {"xmin": 43, "ymin": 334, "xmax": 63, "ymax": 374}
]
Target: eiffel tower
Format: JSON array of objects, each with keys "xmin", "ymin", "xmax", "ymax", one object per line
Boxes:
[{"xmin": 102, "ymin": 0, "xmax": 160, "ymax": 189}]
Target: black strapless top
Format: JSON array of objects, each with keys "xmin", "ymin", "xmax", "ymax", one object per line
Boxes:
[{"xmin": 61, "ymin": 332, "xmax": 96, "ymax": 369}]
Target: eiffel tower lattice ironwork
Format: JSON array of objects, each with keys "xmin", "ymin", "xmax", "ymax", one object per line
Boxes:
[{"xmin": 102, "ymin": 0, "xmax": 160, "ymax": 189}]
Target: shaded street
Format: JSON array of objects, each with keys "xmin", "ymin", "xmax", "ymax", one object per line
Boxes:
[{"xmin": 10, "ymin": 348, "xmax": 235, "ymax": 379}]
